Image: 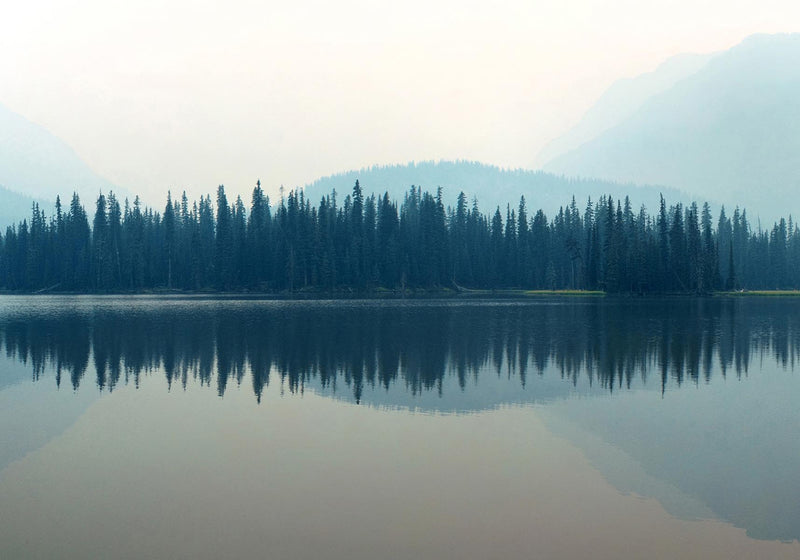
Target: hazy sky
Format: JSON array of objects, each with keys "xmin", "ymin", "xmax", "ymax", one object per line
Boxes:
[{"xmin": 2, "ymin": 0, "xmax": 800, "ymax": 203}]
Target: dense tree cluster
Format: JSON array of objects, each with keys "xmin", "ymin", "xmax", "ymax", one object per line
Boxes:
[{"xmin": 1, "ymin": 181, "xmax": 799, "ymax": 292}]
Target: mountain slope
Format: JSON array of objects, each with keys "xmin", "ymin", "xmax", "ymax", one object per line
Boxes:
[
  {"xmin": 0, "ymin": 185, "xmax": 41, "ymax": 230},
  {"xmin": 305, "ymin": 160, "xmax": 694, "ymax": 216},
  {"xmin": 543, "ymin": 33, "xmax": 800, "ymax": 221},
  {"xmin": 534, "ymin": 52, "xmax": 716, "ymax": 166},
  {"xmin": 0, "ymin": 102, "xmax": 122, "ymax": 205}
]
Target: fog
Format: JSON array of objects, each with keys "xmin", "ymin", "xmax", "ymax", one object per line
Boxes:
[{"xmin": 1, "ymin": 0, "xmax": 799, "ymax": 203}]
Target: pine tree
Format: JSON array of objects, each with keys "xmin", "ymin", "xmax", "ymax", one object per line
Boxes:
[
  {"xmin": 215, "ymin": 185, "xmax": 233, "ymax": 289},
  {"xmin": 163, "ymin": 192, "xmax": 176, "ymax": 289},
  {"xmin": 726, "ymin": 244, "xmax": 736, "ymax": 291}
]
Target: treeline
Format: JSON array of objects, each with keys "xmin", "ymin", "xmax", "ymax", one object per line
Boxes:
[{"xmin": 1, "ymin": 180, "xmax": 799, "ymax": 292}]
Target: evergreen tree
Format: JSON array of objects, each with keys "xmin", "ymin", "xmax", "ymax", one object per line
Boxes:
[
  {"xmin": 3, "ymin": 185, "xmax": 800, "ymax": 295},
  {"xmin": 726, "ymin": 243, "xmax": 736, "ymax": 290},
  {"xmin": 215, "ymin": 185, "xmax": 233, "ymax": 289},
  {"xmin": 163, "ymin": 192, "xmax": 176, "ymax": 289}
]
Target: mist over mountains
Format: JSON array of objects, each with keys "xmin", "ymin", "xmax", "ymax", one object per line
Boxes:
[
  {"xmin": 0, "ymin": 186, "xmax": 44, "ymax": 230},
  {"xmin": 2, "ymin": 32, "xmax": 798, "ymax": 228},
  {"xmin": 304, "ymin": 160, "xmax": 691, "ymax": 215},
  {"xmin": 0, "ymin": 102, "xmax": 121, "ymax": 221},
  {"xmin": 534, "ymin": 51, "xmax": 717, "ymax": 167},
  {"xmin": 542, "ymin": 33, "xmax": 800, "ymax": 221}
]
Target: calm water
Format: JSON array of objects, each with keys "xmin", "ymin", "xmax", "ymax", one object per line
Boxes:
[{"xmin": 0, "ymin": 296, "xmax": 798, "ymax": 559}]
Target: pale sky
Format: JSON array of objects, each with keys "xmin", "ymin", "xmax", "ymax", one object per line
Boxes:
[{"xmin": 2, "ymin": 0, "xmax": 800, "ymax": 204}]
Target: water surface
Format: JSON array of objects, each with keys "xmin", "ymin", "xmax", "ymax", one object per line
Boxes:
[{"xmin": 0, "ymin": 296, "xmax": 798, "ymax": 559}]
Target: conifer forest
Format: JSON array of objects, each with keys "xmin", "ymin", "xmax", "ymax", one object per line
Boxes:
[{"xmin": 1, "ymin": 180, "xmax": 799, "ymax": 293}]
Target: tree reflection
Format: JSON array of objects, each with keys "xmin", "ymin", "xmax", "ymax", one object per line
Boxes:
[{"xmin": 1, "ymin": 298, "xmax": 799, "ymax": 404}]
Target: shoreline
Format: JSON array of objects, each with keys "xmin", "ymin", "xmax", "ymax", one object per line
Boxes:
[{"xmin": 2, "ymin": 288, "xmax": 800, "ymax": 298}]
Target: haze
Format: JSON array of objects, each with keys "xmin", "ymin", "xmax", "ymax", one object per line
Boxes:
[{"xmin": 2, "ymin": 0, "xmax": 800, "ymax": 204}]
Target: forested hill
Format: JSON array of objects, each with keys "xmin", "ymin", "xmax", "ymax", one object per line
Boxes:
[
  {"xmin": 0, "ymin": 182, "xmax": 798, "ymax": 294},
  {"xmin": 304, "ymin": 161, "xmax": 693, "ymax": 216}
]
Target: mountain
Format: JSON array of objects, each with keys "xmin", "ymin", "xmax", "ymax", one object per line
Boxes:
[
  {"xmin": 0, "ymin": 185, "xmax": 42, "ymax": 230},
  {"xmin": 534, "ymin": 52, "xmax": 716, "ymax": 166},
  {"xmin": 304, "ymin": 160, "xmax": 694, "ymax": 216},
  {"xmin": 0, "ymin": 102, "xmax": 124, "ymax": 208},
  {"xmin": 542, "ymin": 33, "xmax": 800, "ymax": 221}
]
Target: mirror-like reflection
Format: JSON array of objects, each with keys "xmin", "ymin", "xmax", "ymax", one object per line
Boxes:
[
  {"xmin": 0, "ymin": 295, "xmax": 799, "ymax": 557},
  {"xmin": 2, "ymin": 297, "xmax": 799, "ymax": 404}
]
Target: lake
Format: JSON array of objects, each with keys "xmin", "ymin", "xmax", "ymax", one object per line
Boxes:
[{"xmin": 0, "ymin": 295, "xmax": 798, "ymax": 559}]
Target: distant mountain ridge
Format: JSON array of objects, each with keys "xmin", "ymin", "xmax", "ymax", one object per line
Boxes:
[
  {"xmin": 542, "ymin": 33, "xmax": 800, "ymax": 221},
  {"xmin": 304, "ymin": 160, "xmax": 695, "ymax": 215},
  {"xmin": 0, "ymin": 102, "xmax": 124, "ymax": 205},
  {"xmin": 534, "ymin": 51, "xmax": 717, "ymax": 166},
  {"xmin": 0, "ymin": 185, "xmax": 44, "ymax": 230}
]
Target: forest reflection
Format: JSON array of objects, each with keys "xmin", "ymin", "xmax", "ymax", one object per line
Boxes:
[{"xmin": 2, "ymin": 298, "xmax": 799, "ymax": 404}]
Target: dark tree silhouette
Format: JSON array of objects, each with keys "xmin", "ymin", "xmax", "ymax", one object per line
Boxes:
[{"xmin": 1, "ymin": 183, "xmax": 799, "ymax": 293}]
